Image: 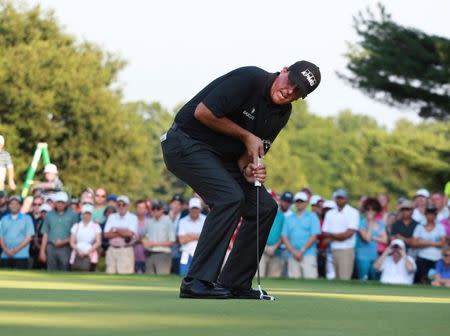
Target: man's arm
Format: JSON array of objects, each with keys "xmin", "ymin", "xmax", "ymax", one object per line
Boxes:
[
  {"xmin": 373, "ymin": 247, "xmax": 391, "ymax": 271},
  {"xmin": 12, "ymin": 235, "xmax": 32, "ymax": 254},
  {"xmin": 40, "ymin": 233, "xmax": 48, "ymax": 262},
  {"xmin": 194, "ymin": 103, "xmax": 264, "ymax": 164},
  {"xmin": 7, "ymin": 165, "xmax": 16, "ymax": 190},
  {"xmin": 178, "ymin": 233, "xmax": 200, "ymax": 245},
  {"xmin": 329, "ymin": 229, "xmax": 356, "ymax": 241}
]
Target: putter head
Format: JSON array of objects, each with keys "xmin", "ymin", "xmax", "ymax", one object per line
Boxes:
[{"xmin": 260, "ymin": 294, "xmax": 276, "ymax": 300}]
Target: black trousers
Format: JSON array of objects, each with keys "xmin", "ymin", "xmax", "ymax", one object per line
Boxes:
[{"xmin": 161, "ymin": 125, "xmax": 277, "ymax": 289}]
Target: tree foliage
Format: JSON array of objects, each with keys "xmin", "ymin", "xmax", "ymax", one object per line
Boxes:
[{"xmin": 339, "ymin": 4, "xmax": 450, "ymax": 120}]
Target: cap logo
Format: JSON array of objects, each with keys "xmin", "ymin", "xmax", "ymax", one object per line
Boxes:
[{"xmin": 301, "ymin": 69, "xmax": 317, "ymax": 87}]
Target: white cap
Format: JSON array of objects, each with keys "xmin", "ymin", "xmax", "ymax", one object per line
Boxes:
[
  {"xmin": 415, "ymin": 188, "xmax": 430, "ymax": 198},
  {"xmin": 390, "ymin": 239, "xmax": 405, "ymax": 250},
  {"xmin": 53, "ymin": 191, "xmax": 68, "ymax": 203},
  {"xmin": 0, "ymin": 135, "xmax": 4, "ymax": 145},
  {"xmin": 189, "ymin": 197, "xmax": 202, "ymax": 209},
  {"xmin": 39, "ymin": 204, "xmax": 53, "ymax": 212},
  {"xmin": 294, "ymin": 191, "xmax": 309, "ymax": 202},
  {"xmin": 81, "ymin": 204, "xmax": 94, "ymax": 214},
  {"xmin": 310, "ymin": 195, "xmax": 323, "ymax": 206},
  {"xmin": 117, "ymin": 195, "xmax": 130, "ymax": 205},
  {"xmin": 323, "ymin": 200, "xmax": 337, "ymax": 209},
  {"xmin": 44, "ymin": 163, "xmax": 58, "ymax": 174}
]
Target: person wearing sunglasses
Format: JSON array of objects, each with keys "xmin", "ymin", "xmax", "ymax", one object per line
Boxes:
[
  {"xmin": 431, "ymin": 246, "xmax": 450, "ymax": 287},
  {"xmin": 93, "ymin": 187, "xmax": 108, "ymax": 224}
]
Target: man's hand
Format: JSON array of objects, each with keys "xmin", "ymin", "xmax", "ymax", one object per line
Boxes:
[
  {"xmin": 8, "ymin": 179, "xmax": 16, "ymax": 191},
  {"xmin": 243, "ymin": 163, "xmax": 266, "ymax": 184},
  {"xmin": 39, "ymin": 251, "xmax": 47, "ymax": 263},
  {"xmin": 265, "ymin": 245, "xmax": 276, "ymax": 257},
  {"xmin": 243, "ymin": 133, "xmax": 264, "ymax": 165},
  {"xmin": 293, "ymin": 250, "xmax": 303, "ymax": 262}
]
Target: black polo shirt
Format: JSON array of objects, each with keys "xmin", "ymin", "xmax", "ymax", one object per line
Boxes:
[
  {"xmin": 174, "ymin": 66, "xmax": 291, "ymax": 161},
  {"xmin": 390, "ymin": 219, "xmax": 419, "ymax": 248}
]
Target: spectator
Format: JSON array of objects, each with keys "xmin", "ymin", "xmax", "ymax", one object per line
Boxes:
[
  {"xmin": 100, "ymin": 205, "xmax": 117, "ymax": 253},
  {"xmin": 0, "ymin": 196, "xmax": 34, "ymax": 269},
  {"xmin": 141, "ymin": 200, "xmax": 175, "ymax": 274},
  {"xmin": 282, "ymin": 192, "xmax": 320, "ymax": 279},
  {"xmin": 310, "ymin": 195, "xmax": 323, "ymax": 218},
  {"xmin": 412, "ymin": 205, "xmax": 446, "ymax": 284},
  {"xmin": 31, "ymin": 163, "xmax": 64, "ymax": 196},
  {"xmin": 70, "ymin": 198, "xmax": 80, "ymax": 214},
  {"xmin": 431, "ymin": 192, "xmax": 449, "ymax": 223},
  {"xmin": 279, "ymin": 191, "xmax": 294, "ymax": 218},
  {"xmin": 178, "ymin": 198, "xmax": 206, "ymax": 276},
  {"xmin": 168, "ymin": 194, "xmax": 185, "ymax": 274},
  {"xmin": 106, "ymin": 194, "xmax": 118, "ymax": 208},
  {"xmin": 28, "ymin": 195, "xmax": 44, "ymax": 267},
  {"xmin": 260, "ymin": 195, "xmax": 284, "ymax": 278},
  {"xmin": 32, "ymin": 203, "xmax": 52, "ymax": 269},
  {"xmin": 80, "ymin": 188, "xmax": 95, "ymax": 205},
  {"xmin": 322, "ymin": 189, "xmax": 359, "ymax": 280},
  {"xmin": 0, "ymin": 135, "xmax": 16, "ymax": 191},
  {"xmin": 390, "ymin": 200, "xmax": 418, "ymax": 254},
  {"xmin": 103, "ymin": 195, "xmax": 137, "ymax": 274},
  {"xmin": 93, "ymin": 187, "xmax": 108, "ymax": 224},
  {"xmin": 39, "ymin": 192, "xmax": 79, "ymax": 271},
  {"xmin": 412, "ymin": 188, "xmax": 429, "ymax": 226},
  {"xmin": 356, "ymin": 198, "xmax": 388, "ymax": 280},
  {"xmin": 134, "ymin": 199, "xmax": 148, "ymax": 274},
  {"xmin": 318, "ymin": 200, "xmax": 336, "ymax": 279},
  {"xmin": 69, "ymin": 204, "xmax": 101, "ymax": 272},
  {"xmin": 0, "ymin": 190, "xmax": 9, "ymax": 219},
  {"xmin": 374, "ymin": 239, "xmax": 416, "ymax": 285},
  {"xmin": 431, "ymin": 246, "xmax": 450, "ymax": 287}
]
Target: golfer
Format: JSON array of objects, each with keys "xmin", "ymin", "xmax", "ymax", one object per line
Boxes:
[{"xmin": 161, "ymin": 61, "xmax": 321, "ymax": 299}]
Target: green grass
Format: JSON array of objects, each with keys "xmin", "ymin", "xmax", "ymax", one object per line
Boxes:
[{"xmin": 0, "ymin": 271, "xmax": 449, "ymax": 336}]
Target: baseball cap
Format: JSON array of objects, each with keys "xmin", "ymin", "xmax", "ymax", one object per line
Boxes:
[
  {"xmin": 390, "ymin": 239, "xmax": 405, "ymax": 249},
  {"xmin": 415, "ymin": 188, "xmax": 430, "ymax": 198},
  {"xmin": 399, "ymin": 200, "xmax": 413, "ymax": 209},
  {"xmin": 81, "ymin": 204, "xmax": 94, "ymax": 214},
  {"xmin": 333, "ymin": 189, "xmax": 348, "ymax": 198},
  {"xmin": 310, "ymin": 195, "xmax": 323, "ymax": 206},
  {"xmin": 117, "ymin": 195, "xmax": 130, "ymax": 205},
  {"xmin": 288, "ymin": 61, "xmax": 321, "ymax": 98},
  {"xmin": 53, "ymin": 191, "xmax": 68, "ymax": 203},
  {"xmin": 152, "ymin": 200, "xmax": 164, "ymax": 209},
  {"xmin": 323, "ymin": 200, "xmax": 337, "ymax": 209},
  {"xmin": 280, "ymin": 191, "xmax": 294, "ymax": 203},
  {"xmin": 0, "ymin": 190, "xmax": 6, "ymax": 198},
  {"xmin": 294, "ymin": 192, "xmax": 309, "ymax": 202},
  {"xmin": 8, "ymin": 195, "xmax": 22, "ymax": 203},
  {"xmin": 39, "ymin": 203, "xmax": 53, "ymax": 212},
  {"xmin": 189, "ymin": 197, "xmax": 202, "ymax": 209},
  {"xmin": 171, "ymin": 194, "xmax": 184, "ymax": 203},
  {"xmin": 107, "ymin": 194, "xmax": 117, "ymax": 202},
  {"xmin": 44, "ymin": 163, "xmax": 58, "ymax": 174}
]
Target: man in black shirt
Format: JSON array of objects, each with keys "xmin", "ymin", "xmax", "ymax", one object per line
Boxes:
[
  {"xmin": 390, "ymin": 200, "xmax": 419, "ymax": 252},
  {"xmin": 161, "ymin": 61, "xmax": 321, "ymax": 299}
]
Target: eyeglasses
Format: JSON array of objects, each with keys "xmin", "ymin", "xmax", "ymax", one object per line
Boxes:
[
  {"xmin": 152, "ymin": 207, "xmax": 163, "ymax": 211},
  {"xmin": 117, "ymin": 203, "xmax": 127, "ymax": 207},
  {"xmin": 33, "ymin": 203, "xmax": 43, "ymax": 206},
  {"xmin": 443, "ymin": 254, "xmax": 450, "ymax": 257},
  {"xmin": 95, "ymin": 194, "xmax": 106, "ymax": 198}
]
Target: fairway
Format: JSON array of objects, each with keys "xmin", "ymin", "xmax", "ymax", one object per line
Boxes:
[{"xmin": 0, "ymin": 272, "xmax": 449, "ymax": 336}]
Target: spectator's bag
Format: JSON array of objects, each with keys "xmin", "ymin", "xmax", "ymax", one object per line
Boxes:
[{"xmin": 71, "ymin": 255, "xmax": 91, "ymax": 271}]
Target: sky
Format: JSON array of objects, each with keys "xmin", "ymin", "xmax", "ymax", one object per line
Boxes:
[{"xmin": 31, "ymin": 0, "xmax": 449, "ymax": 127}]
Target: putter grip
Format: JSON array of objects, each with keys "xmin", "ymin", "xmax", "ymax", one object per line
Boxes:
[{"xmin": 254, "ymin": 157, "xmax": 262, "ymax": 187}]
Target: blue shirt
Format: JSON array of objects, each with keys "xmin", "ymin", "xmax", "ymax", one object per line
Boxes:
[
  {"xmin": 0, "ymin": 213, "xmax": 35, "ymax": 259},
  {"xmin": 435, "ymin": 259, "xmax": 450, "ymax": 279},
  {"xmin": 281, "ymin": 210, "xmax": 320, "ymax": 257},
  {"xmin": 267, "ymin": 210, "xmax": 284, "ymax": 246},
  {"xmin": 355, "ymin": 217, "xmax": 385, "ymax": 260}
]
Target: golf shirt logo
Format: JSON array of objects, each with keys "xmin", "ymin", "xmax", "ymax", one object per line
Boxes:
[
  {"xmin": 242, "ymin": 107, "xmax": 255, "ymax": 120},
  {"xmin": 301, "ymin": 69, "xmax": 317, "ymax": 87}
]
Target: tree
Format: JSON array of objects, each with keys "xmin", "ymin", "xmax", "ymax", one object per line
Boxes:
[
  {"xmin": 0, "ymin": 2, "xmax": 152, "ymax": 198},
  {"xmin": 339, "ymin": 4, "xmax": 450, "ymax": 120}
]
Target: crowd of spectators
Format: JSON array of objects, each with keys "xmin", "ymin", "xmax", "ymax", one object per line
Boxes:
[{"xmin": 0, "ymin": 160, "xmax": 449, "ymax": 288}]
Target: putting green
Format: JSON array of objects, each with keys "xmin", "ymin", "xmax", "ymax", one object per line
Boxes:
[{"xmin": 0, "ymin": 271, "xmax": 448, "ymax": 336}]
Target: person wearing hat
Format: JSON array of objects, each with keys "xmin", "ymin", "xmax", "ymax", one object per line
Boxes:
[
  {"xmin": 141, "ymin": 200, "xmax": 175, "ymax": 275},
  {"xmin": 411, "ymin": 205, "xmax": 447, "ymax": 284},
  {"xmin": 390, "ymin": 200, "xmax": 419, "ymax": 253},
  {"xmin": 320, "ymin": 200, "xmax": 337, "ymax": 280},
  {"xmin": 39, "ymin": 191, "xmax": 79, "ymax": 271},
  {"xmin": 103, "ymin": 195, "xmax": 138, "ymax": 274},
  {"xmin": 412, "ymin": 188, "xmax": 430, "ymax": 226},
  {"xmin": 0, "ymin": 196, "xmax": 34, "ymax": 269},
  {"xmin": 168, "ymin": 194, "xmax": 186, "ymax": 275},
  {"xmin": 279, "ymin": 191, "xmax": 294, "ymax": 218},
  {"xmin": 177, "ymin": 198, "xmax": 206, "ymax": 277},
  {"xmin": 322, "ymin": 189, "xmax": 359, "ymax": 280},
  {"xmin": 69, "ymin": 204, "xmax": 101, "ymax": 272},
  {"xmin": 281, "ymin": 192, "xmax": 321, "ymax": 279},
  {"xmin": 374, "ymin": 239, "xmax": 416, "ymax": 285},
  {"xmin": 0, "ymin": 135, "xmax": 16, "ymax": 192},
  {"xmin": 161, "ymin": 61, "xmax": 321, "ymax": 299},
  {"xmin": 31, "ymin": 163, "xmax": 64, "ymax": 196},
  {"xmin": 310, "ymin": 195, "xmax": 323, "ymax": 219}
]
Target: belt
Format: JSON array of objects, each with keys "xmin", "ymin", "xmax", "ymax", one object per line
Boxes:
[{"xmin": 110, "ymin": 246, "xmax": 130, "ymax": 249}]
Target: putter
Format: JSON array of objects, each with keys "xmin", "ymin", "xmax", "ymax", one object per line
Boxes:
[{"xmin": 255, "ymin": 157, "xmax": 275, "ymax": 301}]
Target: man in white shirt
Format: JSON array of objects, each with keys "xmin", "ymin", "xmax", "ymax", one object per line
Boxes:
[
  {"xmin": 178, "ymin": 198, "xmax": 206, "ymax": 276},
  {"xmin": 322, "ymin": 189, "xmax": 359, "ymax": 280},
  {"xmin": 104, "ymin": 195, "xmax": 138, "ymax": 274},
  {"xmin": 374, "ymin": 239, "xmax": 416, "ymax": 285}
]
